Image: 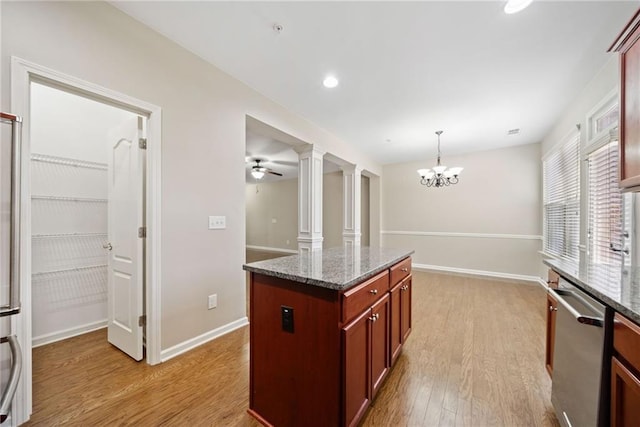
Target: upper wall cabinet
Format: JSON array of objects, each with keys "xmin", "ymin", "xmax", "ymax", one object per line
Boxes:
[{"xmin": 610, "ymin": 9, "xmax": 640, "ymax": 190}]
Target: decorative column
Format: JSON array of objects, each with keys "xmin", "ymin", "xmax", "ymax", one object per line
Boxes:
[
  {"xmin": 296, "ymin": 146, "xmax": 324, "ymax": 253},
  {"xmin": 342, "ymin": 164, "xmax": 362, "ymax": 247}
]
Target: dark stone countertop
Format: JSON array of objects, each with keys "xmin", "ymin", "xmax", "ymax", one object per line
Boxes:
[
  {"xmin": 243, "ymin": 246, "xmax": 414, "ymax": 291},
  {"xmin": 544, "ymin": 258, "xmax": 640, "ymax": 324}
]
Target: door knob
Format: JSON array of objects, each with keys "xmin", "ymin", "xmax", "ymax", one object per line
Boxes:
[{"xmin": 103, "ymin": 242, "xmax": 113, "ymax": 251}]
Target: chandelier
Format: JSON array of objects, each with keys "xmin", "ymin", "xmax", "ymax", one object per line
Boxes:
[{"xmin": 417, "ymin": 130, "xmax": 463, "ymax": 187}]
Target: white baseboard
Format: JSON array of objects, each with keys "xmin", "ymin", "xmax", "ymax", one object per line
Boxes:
[
  {"xmin": 412, "ymin": 263, "xmax": 544, "ymax": 285},
  {"xmin": 246, "ymin": 245, "xmax": 297, "ymax": 255},
  {"xmin": 32, "ymin": 319, "xmax": 107, "ymax": 348},
  {"xmin": 160, "ymin": 317, "xmax": 249, "ymax": 362}
]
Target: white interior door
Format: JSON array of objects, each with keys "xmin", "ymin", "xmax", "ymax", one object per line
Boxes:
[{"xmin": 107, "ymin": 116, "xmax": 144, "ymax": 361}]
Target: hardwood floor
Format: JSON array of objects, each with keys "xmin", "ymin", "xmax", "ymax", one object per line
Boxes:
[{"xmin": 26, "ymin": 271, "xmax": 559, "ymax": 426}]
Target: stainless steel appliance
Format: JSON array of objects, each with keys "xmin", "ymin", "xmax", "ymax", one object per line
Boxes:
[
  {"xmin": 0, "ymin": 112, "xmax": 23, "ymax": 424},
  {"xmin": 550, "ymin": 278, "xmax": 606, "ymax": 427}
]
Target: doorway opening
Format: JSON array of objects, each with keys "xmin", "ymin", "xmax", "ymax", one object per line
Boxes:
[
  {"xmin": 30, "ymin": 82, "xmax": 146, "ymax": 358},
  {"xmin": 11, "ymin": 56, "xmax": 163, "ymax": 425}
]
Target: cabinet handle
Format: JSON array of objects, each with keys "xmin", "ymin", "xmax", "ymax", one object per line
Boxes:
[
  {"xmin": 401, "ymin": 268, "xmax": 408, "ymax": 272},
  {"xmin": 369, "ymin": 313, "xmax": 379, "ymax": 322},
  {"xmin": 549, "ymin": 305, "xmax": 557, "ymax": 312},
  {"xmin": 369, "ymin": 289, "xmax": 378, "ymax": 295}
]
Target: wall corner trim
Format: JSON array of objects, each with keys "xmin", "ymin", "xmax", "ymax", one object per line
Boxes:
[
  {"xmin": 160, "ymin": 317, "xmax": 249, "ymax": 362},
  {"xmin": 382, "ymin": 230, "xmax": 543, "ymax": 240},
  {"xmin": 412, "ymin": 263, "xmax": 545, "ymax": 284}
]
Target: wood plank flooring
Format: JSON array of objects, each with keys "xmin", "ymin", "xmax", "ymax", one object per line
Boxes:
[{"xmin": 26, "ymin": 271, "xmax": 559, "ymax": 426}]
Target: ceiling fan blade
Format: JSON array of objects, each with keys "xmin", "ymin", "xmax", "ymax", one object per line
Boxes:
[{"xmin": 267, "ymin": 170, "xmax": 283, "ymax": 177}]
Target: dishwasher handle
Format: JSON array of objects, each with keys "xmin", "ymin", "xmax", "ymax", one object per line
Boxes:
[{"xmin": 549, "ymin": 288, "xmax": 604, "ymax": 328}]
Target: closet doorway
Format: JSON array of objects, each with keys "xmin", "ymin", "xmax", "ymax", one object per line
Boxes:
[{"xmin": 30, "ymin": 82, "xmax": 146, "ymax": 360}]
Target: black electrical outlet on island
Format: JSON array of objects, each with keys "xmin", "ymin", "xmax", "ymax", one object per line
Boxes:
[{"xmin": 281, "ymin": 306, "xmax": 294, "ymax": 333}]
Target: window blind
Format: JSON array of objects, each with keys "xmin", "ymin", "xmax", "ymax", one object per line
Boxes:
[
  {"xmin": 543, "ymin": 131, "xmax": 580, "ymax": 261},
  {"xmin": 587, "ymin": 129, "xmax": 627, "ymax": 285}
]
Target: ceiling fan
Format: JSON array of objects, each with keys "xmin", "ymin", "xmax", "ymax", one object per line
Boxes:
[{"xmin": 250, "ymin": 159, "xmax": 283, "ymax": 179}]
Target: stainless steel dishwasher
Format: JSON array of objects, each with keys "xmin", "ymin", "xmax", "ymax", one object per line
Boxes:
[{"xmin": 550, "ymin": 278, "xmax": 606, "ymax": 427}]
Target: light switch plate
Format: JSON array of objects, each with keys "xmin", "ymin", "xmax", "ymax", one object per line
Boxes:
[
  {"xmin": 208, "ymin": 294, "xmax": 218, "ymax": 309},
  {"xmin": 208, "ymin": 216, "xmax": 226, "ymax": 230}
]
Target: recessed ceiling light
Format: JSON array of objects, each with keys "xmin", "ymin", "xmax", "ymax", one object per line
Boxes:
[
  {"xmin": 504, "ymin": 0, "xmax": 533, "ymax": 14},
  {"xmin": 323, "ymin": 76, "xmax": 339, "ymax": 88}
]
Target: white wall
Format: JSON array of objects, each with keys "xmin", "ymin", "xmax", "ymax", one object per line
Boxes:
[
  {"xmin": 361, "ymin": 175, "xmax": 370, "ymax": 246},
  {"xmin": 323, "ymin": 171, "xmax": 343, "ymax": 248},
  {"xmin": 30, "ymin": 82, "xmax": 135, "ymax": 346},
  {"xmin": 381, "ymin": 142, "xmax": 542, "ymax": 278},
  {"xmin": 1, "ymin": 1, "xmax": 382, "ymax": 351},
  {"xmin": 246, "ymin": 179, "xmax": 298, "ymax": 252},
  {"xmin": 244, "ymin": 171, "xmax": 348, "ymax": 251},
  {"xmin": 541, "ymin": 57, "xmax": 618, "ymax": 156}
]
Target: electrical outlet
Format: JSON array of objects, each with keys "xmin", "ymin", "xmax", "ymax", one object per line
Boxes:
[
  {"xmin": 208, "ymin": 216, "xmax": 226, "ymax": 230},
  {"xmin": 208, "ymin": 294, "xmax": 218, "ymax": 309}
]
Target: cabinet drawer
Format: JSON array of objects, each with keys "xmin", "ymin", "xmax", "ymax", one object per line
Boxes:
[
  {"xmin": 614, "ymin": 313, "xmax": 640, "ymax": 370},
  {"xmin": 342, "ymin": 271, "xmax": 389, "ymax": 323},
  {"xmin": 390, "ymin": 257, "xmax": 411, "ymax": 286}
]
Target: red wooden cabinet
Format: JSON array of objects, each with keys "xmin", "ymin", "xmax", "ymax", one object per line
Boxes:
[
  {"xmin": 342, "ymin": 309, "xmax": 371, "ymax": 427},
  {"xmin": 389, "ymin": 282, "xmax": 402, "ymax": 364},
  {"xmin": 390, "ymin": 275, "xmax": 412, "ymax": 365},
  {"xmin": 370, "ymin": 294, "xmax": 390, "ymax": 399},
  {"xmin": 611, "ymin": 312, "xmax": 640, "ymax": 426},
  {"xmin": 610, "ymin": 10, "xmax": 640, "ymax": 189},
  {"xmin": 545, "ymin": 291, "xmax": 557, "ymax": 377},
  {"xmin": 249, "ymin": 257, "xmax": 412, "ymax": 427},
  {"xmin": 400, "ymin": 276, "xmax": 412, "ymax": 343},
  {"xmin": 611, "ymin": 357, "xmax": 640, "ymax": 427}
]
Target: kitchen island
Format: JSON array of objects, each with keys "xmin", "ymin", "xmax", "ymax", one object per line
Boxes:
[{"xmin": 243, "ymin": 246, "xmax": 414, "ymax": 427}]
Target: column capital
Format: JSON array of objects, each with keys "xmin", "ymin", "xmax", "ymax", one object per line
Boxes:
[
  {"xmin": 294, "ymin": 144, "xmax": 326, "ymax": 157},
  {"xmin": 340, "ymin": 164, "xmax": 362, "ymax": 174}
]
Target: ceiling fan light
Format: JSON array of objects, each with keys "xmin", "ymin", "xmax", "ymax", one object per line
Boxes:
[
  {"xmin": 504, "ymin": 0, "xmax": 533, "ymax": 14},
  {"xmin": 251, "ymin": 170, "xmax": 265, "ymax": 180}
]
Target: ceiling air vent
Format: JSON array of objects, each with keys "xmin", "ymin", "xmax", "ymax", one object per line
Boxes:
[{"xmin": 507, "ymin": 128, "xmax": 520, "ymax": 135}]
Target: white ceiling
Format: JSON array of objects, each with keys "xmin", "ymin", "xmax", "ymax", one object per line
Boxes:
[{"xmin": 113, "ymin": 1, "xmax": 638, "ymax": 164}]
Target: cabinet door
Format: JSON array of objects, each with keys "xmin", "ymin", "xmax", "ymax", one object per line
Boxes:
[
  {"xmin": 371, "ymin": 293, "xmax": 390, "ymax": 399},
  {"xmin": 545, "ymin": 292, "xmax": 557, "ymax": 377},
  {"xmin": 342, "ymin": 309, "xmax": 371, "ymax": 427},
  {"xmin": 617, "ymin": 18, "xmax": 640, "ymax": 188},
  {"xmin": 611, "ymin": 357, "xmax": 640, "ymax": 426},
  {"xmin": 400, "ymin": 276, "xmax": 412, "ymax": 342},
  {"xmin": 389, "ymin": 282, "xmax": 402, "ymax": 365}
]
